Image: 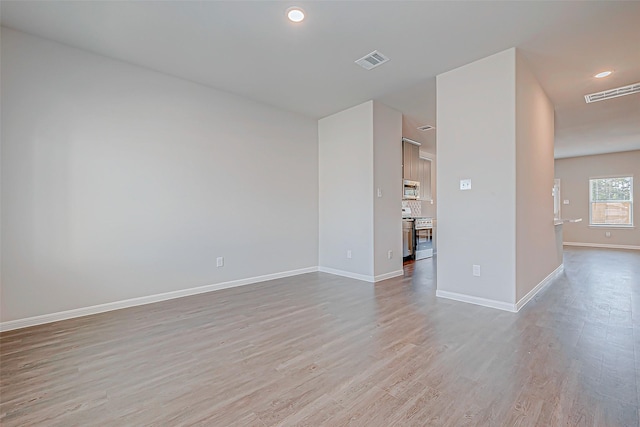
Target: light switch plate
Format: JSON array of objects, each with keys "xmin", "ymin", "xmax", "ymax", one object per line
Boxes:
[
  {"xmin": 460, "ymin": 179, "xmax": 471, "ymax": 190},
  {"xmin": 563, "ymin": 200, "xmax": 569, "ymax": 205}
]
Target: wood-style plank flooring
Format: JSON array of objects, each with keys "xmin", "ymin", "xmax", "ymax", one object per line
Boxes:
[{"xmin": 1, "ymin": 247, "xmax": 639, "ymax": 426}]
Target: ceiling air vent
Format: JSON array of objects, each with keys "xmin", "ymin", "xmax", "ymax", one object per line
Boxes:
[
  {"xmin": 584, "ymin": 82, "xmax": 640, "ymax": 103},
  {"xmin": 355, "ymin": 50, "xmax": 390, "ymax": 70},
  {"xmin": 417, "ymin": 125, "xmax": 435, "ymax": 131}
]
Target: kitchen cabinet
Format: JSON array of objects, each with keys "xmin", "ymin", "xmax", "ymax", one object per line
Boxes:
[
  {"xmin": 402, "ymin": 141, "xmax": 410, "ymax": 179},
  {"xmin": 419, "ymin": 157, "xmax": 432, "ymax": 201},
  {"xmin": 402, "ymin": 141, "xmax": 420, "ymax": 181},
  {"xmin": 403, "ymin": 140, "xmax": 432, "ymax": 201}
]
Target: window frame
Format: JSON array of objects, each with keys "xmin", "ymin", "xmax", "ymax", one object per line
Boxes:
[{"xmin": 588, "ymin": 175, "xmax": 634, "ymax": 228}]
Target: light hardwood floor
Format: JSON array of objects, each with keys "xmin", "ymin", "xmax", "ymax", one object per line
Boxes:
[{"xmin": 1, "ymin": 247, "xmax": 639, "ymax": 426}]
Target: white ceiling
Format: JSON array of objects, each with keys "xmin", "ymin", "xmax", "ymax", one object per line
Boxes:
[{"xmin": 1, "ymin": 1, "xmax": 639, "ymax": 158}]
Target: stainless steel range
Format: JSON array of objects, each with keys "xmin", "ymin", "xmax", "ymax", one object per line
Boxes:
[
  {"xmin": 414, "ymin": 218, "xmax": 433, "ymax": 260},
  {"xmin": 402, "ymin": 218, "xmax": 414, "ymax": 258},
  {"xmin": 402, "ymin": 207, "xmax": 414, "ymax": 258}
]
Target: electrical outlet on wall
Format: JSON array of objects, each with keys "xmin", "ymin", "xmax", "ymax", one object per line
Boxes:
[
  {"xmin": 605, "ymin": 231, "xmax": 611, "ymax": 238},
  {"xmin": 388, "ymin": 250, "xmax": 393, "ymax": 259},
  {"xmin": 216, "ymin": 257, "xmax": 224, "ymax": 267},
  {"xmin": 347, "ymin": 250, "xmax": 352, "ymax": 259},
  {"xmin": 473, "ymin": 265, "xmax": 481, "ymax": 277},
  {"xmin": 460, "ymin": 179, "xmax": 472, "ymax": 190}
]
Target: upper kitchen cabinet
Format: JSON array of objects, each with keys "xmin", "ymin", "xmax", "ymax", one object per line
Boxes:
[
  {"xmin": 403, "ymin": 138, "xmax": 434, "ymax": 201},
  {"xmin": 418, "ymin": 157, "xmax": 432, "ymax": 201},
  {"xmin": 402, "ymin": 140, "xmax": 420, "ymax": 181}
]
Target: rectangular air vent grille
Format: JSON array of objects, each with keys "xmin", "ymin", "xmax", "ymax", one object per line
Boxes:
[
  {"xmin": 585, "ymin": 82, "xmax": 640, "ymax": 103},
  {"xmin": 417, "ymin": 125, "xmax": 435, "ymax": 131},
  {"xmin": 355, "ymin": 50, "xmax": 390, "ymax": 70}
]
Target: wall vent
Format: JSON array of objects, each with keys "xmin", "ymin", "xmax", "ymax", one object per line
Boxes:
[
  {"xmin": 355, "ymin": 50, "xmax": 390, "ymax": 70},
  {"xmin": 417, "ymin": 125, "xmax": 435, "ymax": 131},
  {"xmin": 584, "ymin": 82, "xmax": 640, "ymax": 103}
]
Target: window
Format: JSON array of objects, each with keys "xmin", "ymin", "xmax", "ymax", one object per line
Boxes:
[{"xmin": 589, "ymin": 176, "xmax": 633, "ymax": 226}]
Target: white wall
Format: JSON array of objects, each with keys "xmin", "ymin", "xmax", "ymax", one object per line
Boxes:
[
  {"xmin": 318, "ymin": 100, "xmax": 402, "ymax": 280},
  {"xmin": 555, "ymin": 150, "xmax": 640, "ymax": 248},
  {"xmin": 318, "ymin": 102, "xmax": 374, "ymax": 277},
  {"xmin": 373, "ymin": 102, "xmax": 403, "ymax": 278},
  {"xmin": 436, "ymin": 48, "xmax": 560, "ymax": 310},
  {"xmin": 1, "ymin": 28, "xmax": 319, "ymax": 322},
  {"xmin": 436, "ymin": 49, "xmax": 517, "ymax": 306},
  {"xmin": 515, "ymin": 51, "xmax": 561, "ymax": 301}
]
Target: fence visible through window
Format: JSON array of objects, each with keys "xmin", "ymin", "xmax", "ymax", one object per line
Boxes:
[{"xmin": 589, "ymin": 176, "xmax": 633, "ymax": 226}]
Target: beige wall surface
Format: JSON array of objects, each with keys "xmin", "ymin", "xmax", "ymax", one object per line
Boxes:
[
  {"xmin": 515, "ymin": 51, "xmax": 561, "ymax": 302},
  {"xmin": 436, "ymin": 48, "xmax": 517, "ymax": 305},
  {"xmin": 1, "ymin": 28, "xmax": 319, "ymax": 322},
  {"xmin": 555, "ymin": 150, "xmax": 640, "ymax": 248}
]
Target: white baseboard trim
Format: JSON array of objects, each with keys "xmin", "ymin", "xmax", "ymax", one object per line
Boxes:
[
  {"xmin": 436, "ymin": 264, "xmax": 565, "ymax": 313},
  {"xmin": 515, "ymin": 264, "xmax": 564, "ymax": 311},
  {"xmin": 374, "ymin": 270, "xmax": 404, "ymax": 282},
  {"xmin": 313, "ymin": 267, "xmax": 405, "ymax": 283},
  {"xmin": 563, "ymin": 242, "xmax": 640, "ymax": 251},
  {"xmin": 0, "ymin": 266, "xmax": 319, "ymax": 332},
  {"xmin": 317, "ymin": 266, "xmax": 374, "ymax": 283},
  {"xmin": 435, "ymin": 290, "xmax": 517, "ymax": 313}
]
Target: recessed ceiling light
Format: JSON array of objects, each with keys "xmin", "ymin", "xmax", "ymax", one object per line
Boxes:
[
  {"xmin": 594, "ymin": 71, "xmax": 613, "ymax": 78},
  {"xmin": 287, "ymin": 7, "xmax": 305, "ymax": 23}
]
